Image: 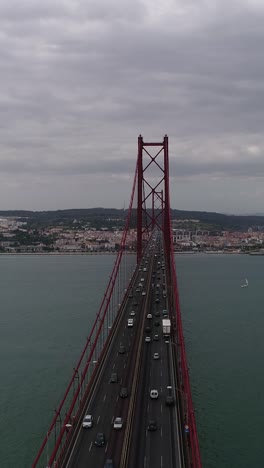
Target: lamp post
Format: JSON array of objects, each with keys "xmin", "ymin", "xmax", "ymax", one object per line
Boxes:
[{"xmin": 46, "ymin": 424, "xmax": 72, "ymax": 468}]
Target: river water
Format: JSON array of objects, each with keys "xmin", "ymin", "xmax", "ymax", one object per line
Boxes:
[{"xmin": 0, "ymin": 253, "xmax": 263, "ymax": 467}]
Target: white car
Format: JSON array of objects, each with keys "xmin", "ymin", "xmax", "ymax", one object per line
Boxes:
[
  {"xmin": 127, "ymin": 319, "xmax": 134, "ymax": 327},
  {"xmin": 153, "ymin": 353, "xmax": 160, "ymax": 360},
  {"xmin": 150, "ymin": 389, "xmax": 159, "ymax": 399},
  {"xmin": 82, "ymin": 414, "xmax": 93, "ymax": 428},
  {"xmin": 145, "ymin": 336, "xmax": 151, "ymax": 343},
  {"xmin": 147, "ymin": 314, "xmax": 152, "ymax": 319},
  {"xmin": 113, "ymin": 417, "xmax": 123, "ymax": 429},
  {"xmin": 142, "ymin": 291, "xmax": 146, "ymax": 296},
  {"xmin": 130, "ymin": 311, "xmax": 136, "ymax": 316}
]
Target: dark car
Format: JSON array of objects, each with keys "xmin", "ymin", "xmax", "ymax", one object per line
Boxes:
[
  {"xmin": 148, "ymin": 420, "xmax": 157, "ymax": 431},
  {"xmin": 165, "ymin": 395, "xmax": 175, "ymax": 406},
  {"xmin": 120, "ymin": 387, "xmax": 129, "ymax": 398},
  {"xmin": 153, "ymin": 334, "xmax": 160, "ymax": 341},
  {"xmin": 155, "ymin": 298, "xmax": 160, "ymax": 303},
  {"xmin": 104, "ymin": 460, "xmax": 114, "ymax": 468},
  {"xmin": 154, "ymin": 311, "xmax": 160, "ymax": 317},
  {"xmin": 94, "ymin": 432, "xmax": 105, "ymax": 447},
  {"xmin": 145, "ymin": 326, "xmax": 151, "ymax": 333},
  {"xmin": 110, "ymin": 373, "xmax": 118, "ymax": 383},
  {"xmin": 118, "ymin": 345, "xmax": 126, "ymax": 354}
]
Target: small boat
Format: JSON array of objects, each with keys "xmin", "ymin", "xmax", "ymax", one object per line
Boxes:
[{"xmin": 241, "ymin": 278, "xmax": 248, "ymax": 288}]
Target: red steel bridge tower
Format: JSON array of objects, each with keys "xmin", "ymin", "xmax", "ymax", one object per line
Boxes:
[{"xmin": 32, "ymin": 135, "xmax": 202, "ymax": 468}]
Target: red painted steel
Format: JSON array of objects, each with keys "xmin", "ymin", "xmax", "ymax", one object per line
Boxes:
[
  {"xmin": 162, "ymin": 137, "xmax": 202, "ymax": 467},
  {"xmin": 33, "ymin": 135, "xmax": 202, "ymax": 468},
  {"xmin": 137, "ymin": 135, "xmax": 143, "ymax": 264},
  {"xmin": 136, "ymin": 135, "xmax": 167, "ymax": 261},
  {"xmin": 32, "ymin": 166, "xmax": 138, "ymax": 467}
]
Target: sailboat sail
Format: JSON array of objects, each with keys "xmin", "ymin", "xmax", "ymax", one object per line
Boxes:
[{"xmin": 241, "ymin": 278, "xmax": 248, "ymax": 288}]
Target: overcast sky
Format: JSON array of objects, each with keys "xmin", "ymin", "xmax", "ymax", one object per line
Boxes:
[{"xmin": 0, "ymin": 0, "xmax": 264, "ymax": 213}]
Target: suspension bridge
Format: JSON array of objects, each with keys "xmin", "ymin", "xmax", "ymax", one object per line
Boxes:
[{"xmin": 32, "ymin": 135, "xmax": 202, "ymax": 468}]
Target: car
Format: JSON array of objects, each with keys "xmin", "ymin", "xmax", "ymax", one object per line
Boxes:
[
  {"xmin": 155, "ymin": 298, "xmax": 160, "ymax": 303},
  {"xmin": 113, "ymin": 417, "xmax": 123, "ymax": 429},
  {"xmin": 138, "ymin": 283, "xmax": 143, "ymax": 287},
  {"xmin": 150, "ymin": 389, "xmax": 159, "ymax": 399},
  {"xmin": 162, "ymin": 309, "xmax": 168, "ymax": 316},
  {"xmin": 154, "ymin": 311, "xmax": 161, "ymax": 317},
  {"xmin": 82, "ymin": 414, "xmax": 93, "ymax": 428},
  {"xmin": 147, "ymin": 313, "xmax": 152, "ymax": 319},
  {"xmin": 165, "ymin": 395, "xmax": 175, "ymax": 406},
  {"xmin": 120, "ymin": 387, "xmax": 129, "ymax": 398},
  {"xmin": 104, "ymin": 460, "xmax": 114, "ymax": 468},
  {"xmin": 145, "ymin": 326, "xmax": 151, "ymax": 333},
  {"xmin": 133, "ymin": 301, "xmax": 138, "ymax": 306},
  {"xmin": 145, "ymin": 336, "xmax": 151, "ymax": 343},
  {"xmin": 143, "ymin": 268, "xmax": 147, "ymax": 272},
  {"xmin": 153, "ymin": 352, "xmax": 160, "ymax": 360},
  {"xmin": 128, "ymin": 293, "xmax": 133, "ymax": 298},
  {"xmin": 142, "ymin": 291, "xmax": 146, "ymax": 296},
  {"xmin": 153, "ymin": 334, "xmax": 160, "ymax": 341},
  {"xmin": 118, "ymin": 345, "xmax": 126, "ymax": 354},
  {"xmin": 130, "ymin": 311, "xmax": 136, "ymax": 316},
  {"xmin": 110, "ymin": 373, "xmax": 118, "ymax": 383},
  {"xmin": 148, "ymin": 420, "xmax": 157, "ymax": 431},
  {"xmin": 127, "ymin": 319, "xmax": 133, "ymax": 327},
  {"xmin": 94, "ymin": 432, "xmax": 105, "ymax": 447}
]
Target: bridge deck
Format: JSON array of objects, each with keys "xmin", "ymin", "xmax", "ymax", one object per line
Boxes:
[{"xmin": 63, "ymin": 240, "xmax": 185, "ymax": 468}]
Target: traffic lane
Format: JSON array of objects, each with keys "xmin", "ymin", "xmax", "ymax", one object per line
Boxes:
[
  {"xmin": 69, "ymin": 251, "xmax": 155, "ymax": 467},
  {"xmin": 81, "ymin": 324, "xmax": 141, "ymax": 467},
  {"xmin": 127, "ymin": 333, "xmax": 151, "ymax": 468},
  {"xmin": 67, "ymin": 299, "xmax": 142, "ymax": 467},
  {"xmin": 138, "ymin": 303, "xmax": 174, "ymax": 468},
  {"xmin": 86, "ymin": 292, "xmax": 148, "ymax": 464}
]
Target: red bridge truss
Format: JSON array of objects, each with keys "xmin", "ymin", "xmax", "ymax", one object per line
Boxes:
[{"xmin": 32, "ymin": 136, "xmax": 202, "ymax": 468}]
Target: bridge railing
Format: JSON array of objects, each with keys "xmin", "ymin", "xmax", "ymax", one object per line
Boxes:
[
  {"xmin": 32, "ymin": 170, "xmax": 138, "ymax": 468},
  {"xmin": 165, "ymin": 203, "xmax": 202, "ymax": 467}
]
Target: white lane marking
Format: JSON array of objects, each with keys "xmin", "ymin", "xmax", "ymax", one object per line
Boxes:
[
  {"xmin": 105, "ymin": 442, "xmax": 108, "ymax": 453},
  {"xmin": 161, "ymin": 425, "xmax": 163, "ymax": 438},
  {"xmin": 113, "ymin": 363, "xmax": 115, "ymax": 369},
  {"xmin": 89, "ymin": 442, "xmax": 93, "ymax": 452},
  {"xmin": 161, "ymin": 455, "xmax": 163, "ymax": 467},
  {"xmin": 144, "ymin": 456, "xmax": 147, "ymax": 467},
  {"xmin": 147, "ymin": 402, "xmax": 150, "ymax": 412},
  {"xmin": 116, "ymin": 395, "xmax": 119, "ymax": 402},
  {"xmin": 124, "ymin": 363, "xmax": 126, "ymax": 369},
  {"xmin": 161, "ymin": 403, "xmax": 163, "ymax": 414},
  {"xmin": 103, "ymin": 394, "xmax": 106, "ymax": 402},
  {"xmin": 111, "ymin": 416, "xmax": 114, "ymax": 424},
  {"xmin": 161, "ymin": 369, "xmax": 163, "ymax": 377},
  {"xmin": 97, "ymin": 415, "xmax": 100, "ymax": 424}
]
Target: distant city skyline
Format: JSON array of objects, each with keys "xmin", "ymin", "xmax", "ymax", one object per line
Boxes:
[{"xmin": 0, "ymin": 1, "xmax": 264, "ymax": 214}]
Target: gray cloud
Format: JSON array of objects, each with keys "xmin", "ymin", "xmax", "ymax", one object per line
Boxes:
[{"xmin": 0, "ymin": 0, "xmax": 264, "ymax": 211}]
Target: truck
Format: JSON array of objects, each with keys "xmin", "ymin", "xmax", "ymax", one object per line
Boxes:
[{"xmin": 162, "ymin": 318, "xmax": 171, "ymax": 336}]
